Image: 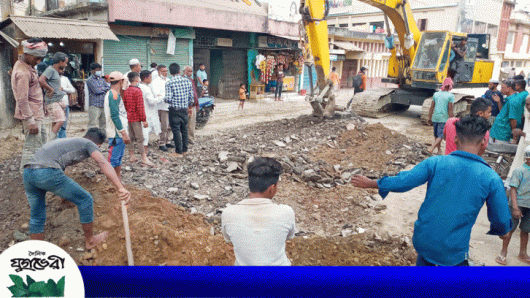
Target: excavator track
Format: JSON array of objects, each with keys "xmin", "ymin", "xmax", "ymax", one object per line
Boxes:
[
  {"xmin": 349, "ymin": 88, "xmax": 400, "ymax": 118},
  {"xmin": 420, "ymin": 94, "xmax": 474, "ymax": 125},
  {"xmin": 349, "ymin": 88, "xmax": 412, "ymax": 118}
]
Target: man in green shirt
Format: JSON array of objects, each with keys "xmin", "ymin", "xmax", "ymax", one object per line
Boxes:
[
  {"xmin": 490, "ymin": 80, "xmax": 523, "ymax": 143},
  {"xmin": 427, "ymin": 81, "xmax": 455, "ymax": 154}
]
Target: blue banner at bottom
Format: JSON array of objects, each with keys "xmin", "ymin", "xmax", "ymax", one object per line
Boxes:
[{"xmin": 80, "ymin": 266, "xmax": 530, "ymax": 297}]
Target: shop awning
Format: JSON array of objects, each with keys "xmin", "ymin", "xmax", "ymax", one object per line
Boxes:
[
  {"xmin": 271, "ymin": 34, "xmax": 300, "ymax": 41},
  {"xmin": 0, "ymin": 31, "xmax": 19, "ymax": 47},
  {"xmin": 331, "ymin": 41, "xmax": 364, "ymax": 52},
  {"xmin": 0, "ymin": 16, "xmax": 118, "ymax": 41}
]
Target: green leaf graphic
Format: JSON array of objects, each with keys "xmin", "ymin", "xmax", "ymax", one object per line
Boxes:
[
  {"xmin": 28, "ymin": 293, "xmax": 42, "ymax": 297},
  {"xmin": 8, "ymin": 285, "xmax": 28, "ymax": 297},
  {"xmin": 9, "ymin": 274, "xmax": 27, "ymax": 290},
  {"xmin": 26, "ymin": 275, "xmax": 36, "ymax": 287},
  {"xmin": 56, "ymin": 276, "xmax": 65, "ymax": 297},
  {"xmin": 28, "ymin": 281, "xmax": 46, "ymax": 294}
]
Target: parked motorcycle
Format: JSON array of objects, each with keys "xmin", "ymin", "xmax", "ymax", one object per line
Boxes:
[{"xmin": 196, "ymin": 96, "xmax": 215, "ymax": 130}]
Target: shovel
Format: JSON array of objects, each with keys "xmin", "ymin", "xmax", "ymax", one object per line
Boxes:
[{"xmin": 121, "ymin": 200, "xmax": 134, "ymax": 266}]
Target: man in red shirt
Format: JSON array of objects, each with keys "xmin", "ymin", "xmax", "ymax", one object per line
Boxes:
[
  {"xmin": 444, "ymin": 97, "xmax": 492, "ymax": 155},
  {"xmin": 123, "ymin": 72, "xmax": 154, "ymax": 166}
]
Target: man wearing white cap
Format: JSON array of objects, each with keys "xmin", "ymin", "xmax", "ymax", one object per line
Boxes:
[
  {"xmin": 483, "ymin": 78, "xmax": 504, "ymax": 125},
  {"xmin": 123, "ymin": 58, "xmax": 142, "ymax": 91},
  {"xmin": 496, "ymin": 145, "xmax": 530, "ymax": 265},
  {"xmin": 11, "ymin": 38, "xmax": 49, "ymax": 171}
]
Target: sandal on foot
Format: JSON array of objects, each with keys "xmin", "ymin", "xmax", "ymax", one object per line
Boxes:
[{"xmin": 495, "ymin": 254, "xmax": 507, "ymax": 265}]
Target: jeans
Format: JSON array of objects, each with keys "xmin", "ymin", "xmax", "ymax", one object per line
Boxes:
[
  {"xmin": 416, "ymin": 254, "xmax": 469, "ymax": 267},
  {"xmin": 275, "ymin": 81, "xmax": 283, "ymax": 99},
  {"xmin": 168, "ymin": 108, "xmax": 189, "ymax": 154},
  {"xmin": 57, "ymin": 106, "xmax": 70, "ymax": 138},
  {"xmin": 23, "ymin": 168, "xmax": 94, "ymax": 234}
]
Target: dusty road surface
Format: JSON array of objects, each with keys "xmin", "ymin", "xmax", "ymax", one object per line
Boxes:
[{"xmin": 0, "ymin": 87, "xmax": 527, "ymax": 266}]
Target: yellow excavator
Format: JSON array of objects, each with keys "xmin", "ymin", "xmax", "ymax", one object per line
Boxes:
[{"xmin": 297, "ymin": 0, "xmax": 494, "ymax": 120}]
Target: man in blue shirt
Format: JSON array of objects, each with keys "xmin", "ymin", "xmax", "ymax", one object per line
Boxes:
[
  {"xmin": 490, "ymin": 80, "xmax": 523, "ymax": 143},
  {"xmin": 196, "ymin": 63, "xmax": 208, "ymax": 88},
  {"xmin": 352, "ymin": 116, "xmax": 512, "ymax": 266},
  {"xmin": 164, "ymin": 63, "xmax": 194, "ymax": 158},
  {"xmin": 483, "ymin": 79, "xmax": 503, "ymax": 124}
]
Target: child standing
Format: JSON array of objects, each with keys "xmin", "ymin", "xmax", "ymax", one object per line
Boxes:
[
  {"xmin": 427, "ymin": 80, "xmax": 455, "ymax": 154},
  {"xmin": 123, "ymin": 72, "xmax": 155, "ymax": 167},
  {"xmin": 274, "ymin": 65, "xmax": 285, "ymax": 101},
  {"xmin": 496, "ymin": 145, "xmax": 530, "ymax": 265},
  {"xmin": 104, "ymin": 71, "xmax": 130, "ymax": 180},
  {"xmin": 352, "ymin": 116, "xmax": 512, "ymax": 266},
  {"xmin": 200, "ymin": 79, "xmax": 210, "ymax": 98},
  {"xmin": 444, "ymin": 97, "xmax": 492, "ymax": 155},
  {"xmin": 238, "ymin": 83, "xmax": 247, "ymax": 110},
  {"xmin": 222, "ymin": 157, "xmax": 296, "ymax": 265}
]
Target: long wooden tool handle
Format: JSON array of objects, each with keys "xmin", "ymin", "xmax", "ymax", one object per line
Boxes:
[{"xmin": 121, "ymin": 201, "xmax": 134, "ymax": 266}]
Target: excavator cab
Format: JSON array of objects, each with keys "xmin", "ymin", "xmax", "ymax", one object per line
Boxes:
[{"xmin": 411, "ymin": 32, "xmax": 490, "ymax": 89}]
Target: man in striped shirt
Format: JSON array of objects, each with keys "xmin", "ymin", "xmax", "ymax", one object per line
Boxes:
[{"xmin": 164, "ymin": 63, "xmax": 194, "ymax": 158}]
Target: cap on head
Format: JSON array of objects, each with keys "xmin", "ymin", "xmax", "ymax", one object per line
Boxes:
[
  {"xmin": 525, "ymin": 145, "xmax": 530, "ymax": 160},
  {"xmin": 22, "ymin": 39, "xmax": 48, "ymax": 57},
  {"xmin": 129, "ymin": 58, "xmax": 140, "ymax": 66},
  {"xmin": 489, "ymin": 79, "xmax": 499, "ymax": 84},
  {"xmin": 108, "ymin": 71, "xmax": 124, "ymax": 81}
]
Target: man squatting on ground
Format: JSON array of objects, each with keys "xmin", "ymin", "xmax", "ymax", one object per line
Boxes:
[
  {"xmin": 23, "ymin": 128, "xmax": 131, "ymax": 249},
  {"xmin": 222, "ymin": 157, "xmax": 296, "ymax": 266},
  {"xmin": 352, "ymin": 115, "xmax": 512, "ymax": 266},
  {"xmin": 11, "ymin": 39, "xmax": 49, "ymax": 171},
  {"xmin": 104, "ymin": 71, "xmax": 131, "ymax": 180},
  {"xmin": 39, "ymin": 52, "xmax": 68, "ymax": 141}
]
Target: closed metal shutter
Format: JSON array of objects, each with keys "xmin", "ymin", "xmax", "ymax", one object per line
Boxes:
[
  {"xmin": 302, "ymin": 64, "xmax": 318, "ymax": 92},
  {"xmin": 102, "ymin": 35, "xmax": 148, "ymax": 74},
  {"xmin": 149, "ymin": 38, "xmax": 190, "ymax": 69},
  {"xmin": 220, "ymin": 49, "xmax": 247, "ymax": 99}
]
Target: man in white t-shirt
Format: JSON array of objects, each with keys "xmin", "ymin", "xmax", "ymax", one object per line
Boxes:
[{"xmin": 221, "ymin": 157, "xmax": 296, "ymax": 266}]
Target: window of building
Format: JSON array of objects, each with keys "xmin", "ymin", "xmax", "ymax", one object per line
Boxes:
[
  {"xmin": 487, "ymin": 24, "xmax": 498, "ymax": 38},
  {"xmin": 417, "ymin": 19, "xmax": 428, "ymax": 31},
  {"xmin": 474, "ymin": 22, "xmax": 487, "ymax": 34},
  {"xmin": 339, "ymin": 23, "xmax": 349, "ymax": 28},
  {"xmin": 369, "ymin": 21, "xmax": 384, "ymax": 33},
  {"xmin": 507, "ymin": 32, "xmax": 514, "ymax": 45},
  {"xmin": 502, "ymin": 61, "xmax": 510, "ymax": 68},
  {"xmin": 516, "ymin": 61, "xmax": 523, "ymax": 67}
]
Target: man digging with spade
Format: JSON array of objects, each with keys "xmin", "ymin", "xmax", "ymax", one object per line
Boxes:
[{"xmin": 23, "ymin": 128, "xmax": 131, "ymax": 249}]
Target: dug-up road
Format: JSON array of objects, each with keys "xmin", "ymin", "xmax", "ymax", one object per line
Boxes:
[
  {"xmin": 204, "ymin": 89, "xmax": 527, "ymax": 266},
  {"xmin": 1, "ymin": 87, "xmax": 527, "ymax": 266}
]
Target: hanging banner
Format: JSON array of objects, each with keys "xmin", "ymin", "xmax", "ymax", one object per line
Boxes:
[
  {"xmin": 166, "ymin": 30, "xmax": 176, "ymax": 55},
  {"xmin": 268, "ymin": 0, "xmax": 301, "ymax": 23}
]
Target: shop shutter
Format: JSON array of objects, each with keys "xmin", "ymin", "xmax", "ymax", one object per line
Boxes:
[
  {"xmin": 149, "ymin": 38, "xmax": 190, "ymax": 69},
  {"xmin": 221, "ymin": 49, "xmax": 247, "ymax": 99},
  {"xmin": 302, "ymin": 64, "xmax": 319, "ymax": 92},
  {"xmin": 102, "ymin": 35, "xmax": 149, "ymax": 74}
]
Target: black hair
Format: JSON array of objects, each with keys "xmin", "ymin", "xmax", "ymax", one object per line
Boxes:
[
  {"xmin": 455, "ymin": 115, "xmax": 491, "ymax": 145},
  {"xmin": 447, "ymin": 68, "xmax": 457, "ymax": 79},
  {"xmin": 128, "ymin": 71, "xmax": 139, "ymax": 83},
  {"xmin": 248, "ymin": 157, "xmax": 283, "ymax": 193},
  {"xmin": 90, "ymin": 62, "xmax": 102, "ymax": 70},
  {"xmin": 515, "ymin": 79, "xmax": 527, "ymax": 90},
  {"xmin": 150, "ymin": 62, "xmax": 157, "ymax": 68},
  {"xmin": 470, "ymin": 97, "xmax": 492, "ymax": 116},
  {"xmin": 199, "ymin": 63, "xmax": 205, "ymax": 67},
  {"xmin": 52, "ymin": 52, "xmax": 68, "ymax": 64},
  {"xmin": 513, "ymin": 75, "xmax": 525, "ymax": 80},
  {"xmin": 502, "ymin": 79, "xmax": 516, "ymax": 90},
  {"xmin": 84, "ymin": 128, "xmax": 106, "ymax": 145},
  {"xmin": 240, "ymin": 83, "xmax": 245, "ymax": 87},
  {"xmin": 332, "ymin": 67, "xmax": 336, "ymax": 71},
  {"xmin": 27, "ymin": 38, "xmax": 44, "ymax": 43},
  {"xmin": 140, "ymin": 70, "xmax": 152, "ymax": 81},
  {"xmin": 169, "ymin": 63, "xmax": 180, "ymax": 75},
  {"xmin": 360, "ymin": 67, "xmax": 367, "ymax": 72},
  {"xmin": 203, "ymin": 79, "xmax": 208, "ymax": 83},
  {"xmin": 157, "ymin": 64, "xmax": 167, "ymax": 71}
]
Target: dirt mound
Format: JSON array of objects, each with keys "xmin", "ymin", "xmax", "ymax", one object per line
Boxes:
[{"xmin": 312, "ymin": 122, "xmax": 427, "ymax": 175}]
